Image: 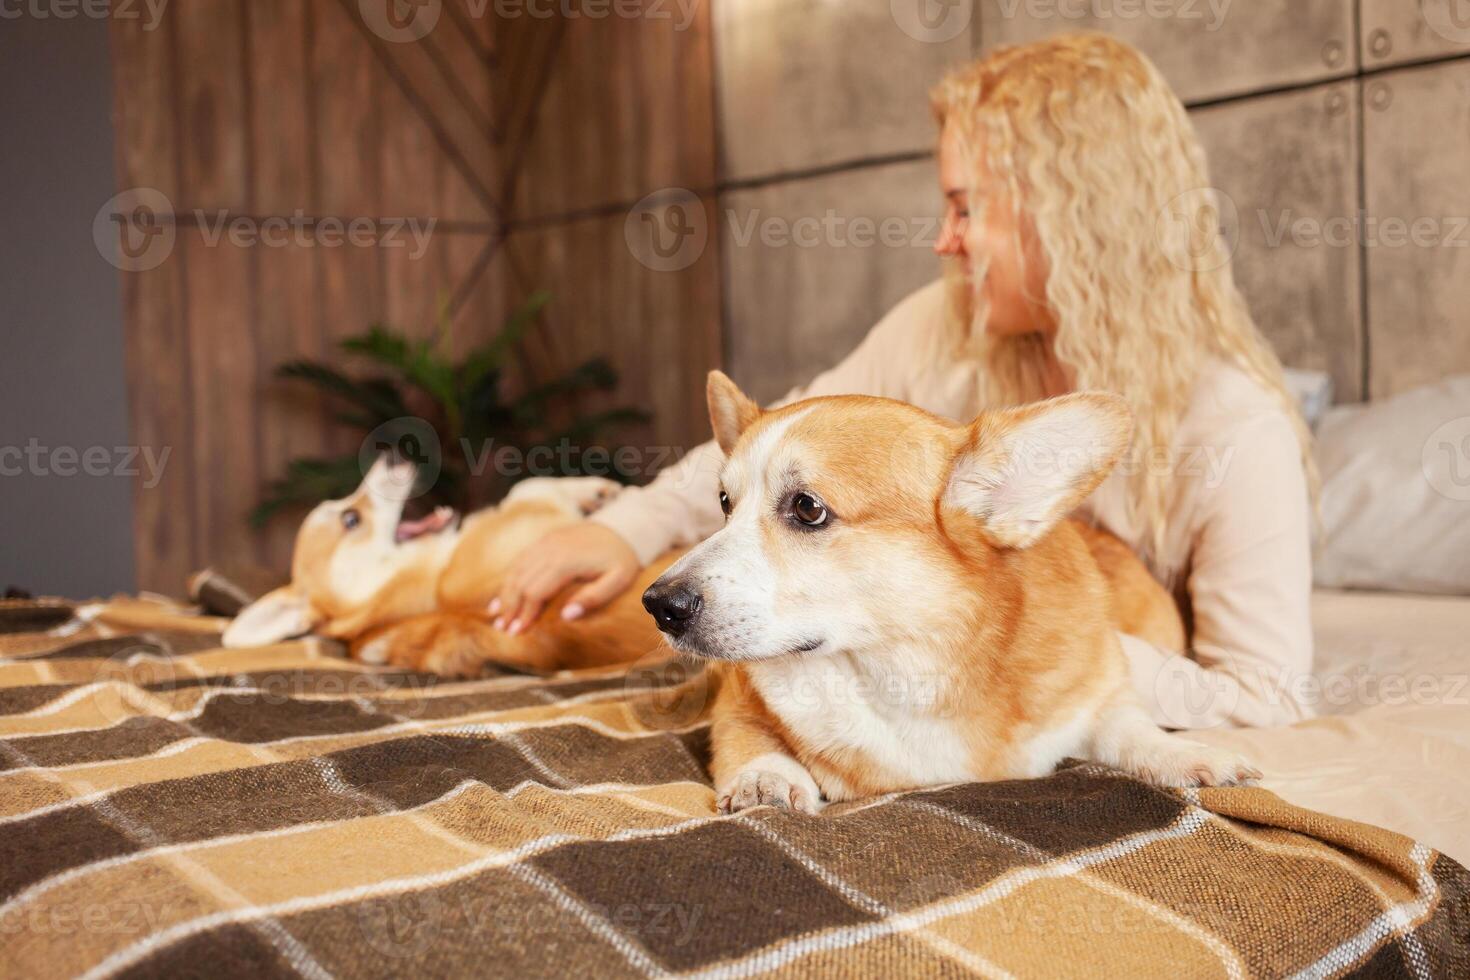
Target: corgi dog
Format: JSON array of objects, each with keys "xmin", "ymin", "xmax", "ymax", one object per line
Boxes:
[
  {"xmin": 223, "ymin": 455, "xmax": 676, "ymax": 675},
  {"xmin": 642, "ymin": 372, "xmax": 1259, "ymax": 813}
]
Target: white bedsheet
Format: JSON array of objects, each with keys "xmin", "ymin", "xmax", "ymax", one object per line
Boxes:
[{"xmin": 1195, "ymin": 589, "xmax": 1470, "ymax": 864}]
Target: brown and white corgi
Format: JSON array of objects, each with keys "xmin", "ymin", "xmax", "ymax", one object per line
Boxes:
[
  {"xmin": 223, "ymin": 456, "xmax": 676, "ymax": 675},
  {"xmin": 642, "ymin": 372, "xmax": 1259, "ymax": 813}
]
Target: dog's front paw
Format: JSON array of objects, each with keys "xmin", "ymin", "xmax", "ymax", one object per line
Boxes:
[
  {"xmin": 506, "ymin": 476, "xmax": 622, "ymax": 517},
  {"xmin": 718, "ymin": 768, "xmax": 821, "ymax": 815},
  {"xmin": 1131, "ymin": 739, "xmax": 1262, "ymax": 788}
]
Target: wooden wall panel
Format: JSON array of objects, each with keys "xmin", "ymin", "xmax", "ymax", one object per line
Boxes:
[
  {"xmin": 350, "ymin": 1, "xmax": 500, "ymax": 222},
  {"xmin": 511, "ymin": 0, "xmax": 717, "ymax": 222},
  {"xmin": 250, "ymin": 0, "xmax": 326, "ymax": 569},
  {"xmin": 111, "ymin": 14, "xmax": 195, "ymax": 593},
  {"xmin": 379, "ymin": 72, "xmax": 444, "ymax": 335},
  {"xmin": 174, "ymin": 1, "xmax": 262, "ymax": 568},
  {"xmin": 310, "ymin": 0, "xmax": 386, "ymax": 467}
]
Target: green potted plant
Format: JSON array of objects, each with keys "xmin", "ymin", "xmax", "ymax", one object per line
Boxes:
[{"xmin": 251, "ymin": 292, "xmax": 647, "ymax": 527}]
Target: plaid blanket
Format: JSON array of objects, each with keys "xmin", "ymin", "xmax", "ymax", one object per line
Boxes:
[{"xmin": 1, "ymin": 596, "xmax": 1466, "ymax": 979}]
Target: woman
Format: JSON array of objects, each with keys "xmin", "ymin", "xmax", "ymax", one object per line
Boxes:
[{"xmin": 490, "ymin": 33, "xmax": 1317, "ymax": 729}]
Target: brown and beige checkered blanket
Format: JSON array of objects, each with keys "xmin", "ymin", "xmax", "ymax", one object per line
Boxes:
[{"xmin": 2, "ymin": 596, "xmax": 1467, "ymax": 978}]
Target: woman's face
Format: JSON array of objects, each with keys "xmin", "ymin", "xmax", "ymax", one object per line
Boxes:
[{"xmin": 935, "ymin": 123, "xmax": 1056, "ymax": 338}]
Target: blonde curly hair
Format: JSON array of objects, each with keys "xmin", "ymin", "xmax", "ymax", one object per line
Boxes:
[{"xmin": 930, "ymin": 32, "xmax": 1317, "ymax": 567}]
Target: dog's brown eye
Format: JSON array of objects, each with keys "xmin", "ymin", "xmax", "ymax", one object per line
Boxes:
[
  {"xmin": 791, "ymin": 493, "xmax": 828, "ymax": 527},
  {"xmin": 719, "ymin": 490, "xmax": 732, "ymax": 517},
  {"xmin": 341, "ymin": 508, "xmax": 361, "ymax": 530}
]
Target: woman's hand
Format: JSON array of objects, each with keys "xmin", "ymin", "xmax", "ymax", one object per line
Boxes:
[{"xmin": 489, "ymin": 522, "xmax": 642, "ymax": 633}]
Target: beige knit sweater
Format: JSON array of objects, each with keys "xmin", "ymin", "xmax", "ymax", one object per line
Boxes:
[{"xmin": 593, "ymin": 279, "xmax": 1315, "ymax": 730}]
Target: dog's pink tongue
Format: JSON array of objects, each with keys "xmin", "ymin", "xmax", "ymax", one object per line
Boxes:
[{"xmin": 395, "ymin": 507, "xmax": 454, "ymax": 543}]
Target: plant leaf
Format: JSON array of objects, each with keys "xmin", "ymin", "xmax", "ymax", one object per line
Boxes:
[
  {"xmin": 342, "ymin": 325, "xmax": 458, "ymax": 422},
  {"xmin": 458, "ymin": 290, "xmax": 551, "ymax": 395},
  {"xmin": 276, "ymin": 362, "xmax": 409, "ymax": 422},
  {"xmin": 512, "ymin": 357, "xmax": 620, "ymax": 419}
]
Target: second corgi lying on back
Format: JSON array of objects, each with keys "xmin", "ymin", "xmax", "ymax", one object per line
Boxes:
[
  {"xmin": 643, "ymin": 372, "xmax": 1259, "ymax": 812},
  {"xmin": 224, "ymin": 456, "xmax": 677, "ymax": 675}
]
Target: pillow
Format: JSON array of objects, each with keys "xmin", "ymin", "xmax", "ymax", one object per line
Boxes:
[
  {"xmin": 1283, "ymin": 368, "xmax": 1333, "ymax": 431},
  {"xmin": 1313, "ymin": 375, "xmax": 1470, "ymax": 595}
]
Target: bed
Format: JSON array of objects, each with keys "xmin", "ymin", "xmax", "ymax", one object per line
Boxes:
[
  {"xmin": 1, "ymin": 590, "xmax": 1466, "ymax": 978},
  {"xmin": 1194, "ymin": 590, "xmax": 1470, "ymax": 866}
]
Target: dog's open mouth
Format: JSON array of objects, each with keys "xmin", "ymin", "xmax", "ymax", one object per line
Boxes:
[{"xmin": 394, "ymin": 506, "xmax": 457, "ymax": 544}]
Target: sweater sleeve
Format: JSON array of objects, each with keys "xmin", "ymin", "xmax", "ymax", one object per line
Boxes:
[
  {"xmin": 590, "ymin": 280, "xmax": 944, "ymax": 565},
  {"xmin": 1121, "ymin": 410, "xmax": 1316, "ymax": 730}
]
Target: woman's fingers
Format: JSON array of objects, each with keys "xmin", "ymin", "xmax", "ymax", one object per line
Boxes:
[
  {"xmin": 503, "ymin": 567, "xmax": 572, "ymax": 634},
  {"xmin": 488, "ymin": 521, "xmax": 643, "ymax": 633},
  {"xmin": 493, "ymin": 576, "xmax": 526, "ymax": 631},
  {"xmin": 494, "ymin": 555, "xmax": 543, "ymax": 627},
  {"xmin": 562, "ymin": 564, "xmax": 637, "ymax": 620}
]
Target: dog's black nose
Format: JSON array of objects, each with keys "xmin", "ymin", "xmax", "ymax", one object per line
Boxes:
[{"xmin": 642, "ymin": 582, "xmax": 703, "ymax": 637}]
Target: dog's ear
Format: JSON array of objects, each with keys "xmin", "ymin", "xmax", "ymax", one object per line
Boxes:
[
  {"xmin": 942, "ymin": 392, "xmax": 1134, "ymax": 548},
  {"xmin": 222, "ymin": 586, "xmax": 320, "ymax": 648},
  {"xmin": 707, "ymin": 370, "xmax": 761, "ymax": 456}
]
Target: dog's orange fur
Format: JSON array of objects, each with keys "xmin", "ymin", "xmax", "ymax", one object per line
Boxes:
[
  {"xmin": 224, "ymin": 463, "xmax": 676, "ymax": 675},
  {"xmin": 351, "ymin": 552, "xmax": 677, "ymax": 676}
]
